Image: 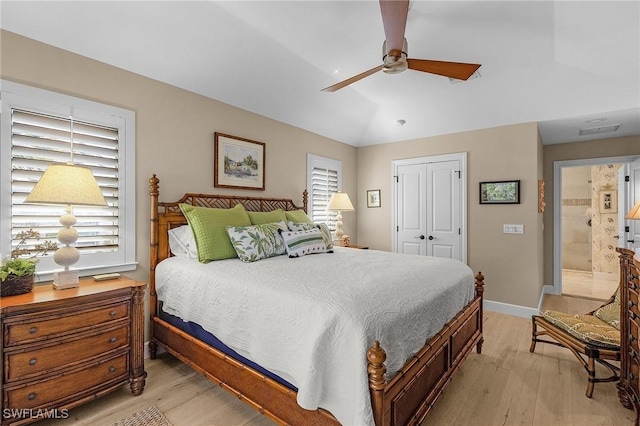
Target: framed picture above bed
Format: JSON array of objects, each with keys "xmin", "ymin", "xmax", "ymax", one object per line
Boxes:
[
  {"xmin": 479, "ymin": 180, "xmax": 520, "ymax": 204},
  {"xmin": 214, "ymin": 132, "xmax": 265, "ymax": 190}
]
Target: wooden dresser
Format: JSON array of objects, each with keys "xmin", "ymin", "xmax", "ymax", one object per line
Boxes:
[
  {"xmin": 618, "ymin": 247, "xmax": 640, "ymax": 426},
  {"xmin": 0, "ymin": 276, "xmax": 146, "ymax": 425}
]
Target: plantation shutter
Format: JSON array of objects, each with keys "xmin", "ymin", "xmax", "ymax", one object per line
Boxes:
[
  {"xmin": 10, "ymin": 109, "xmax": 119, "ymax": 255},
  {"xmin": 310, "ymin": 165, "xmax": 339, "ymax": 230}
]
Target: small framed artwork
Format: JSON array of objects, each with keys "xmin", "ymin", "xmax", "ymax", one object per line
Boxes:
[
  {"xmin": 599, "ymin": 190, "xmax": 617, "ymax": 213},
  {"xmin": 367, "ymin": 189, "xmax": 381, "ymax": 208},
  {"xmin": 214, "ymin": 132, "xmax": 265, "ymax": 190},
  {"xmin": 479, "ymin": 180, "xmax": 520, "ymax": 204}
]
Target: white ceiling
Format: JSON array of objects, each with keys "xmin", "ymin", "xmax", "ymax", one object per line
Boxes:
[{"xmin": 1, "ymin": 1, "xmax": 639, "ymax": 147}]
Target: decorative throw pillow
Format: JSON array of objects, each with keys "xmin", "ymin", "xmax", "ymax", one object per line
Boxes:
[
  {"xmin": 168, "ymin": 225, "xmax": 198, "ymax": 259},
  {"xmin": 287, "ymin": 221, "xmax": 333, "ymax": 250},
  {"xmin": 180, "ymin": 203, "xmax": 251, "ymax": 262},
  {"xmin": 284, "ymin": 209, "xmax": 313, "ymax": 224},
  {"xmin": 227, "ymin": 221, "xmax": 288, "ymax": 262},
  {"xmin": 248, "ymin": 209, "xmax": 287, "ymax": 225},
  {"xmin": 279, "ymin": 228, "xmax": 329, "ymax": 258}
]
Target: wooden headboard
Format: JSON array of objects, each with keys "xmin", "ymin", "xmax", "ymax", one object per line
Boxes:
[{"xmin": 148, "ymin": 174, "xmax": 308, "ymax": 317}]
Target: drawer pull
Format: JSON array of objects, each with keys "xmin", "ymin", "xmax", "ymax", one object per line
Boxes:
[
  {"xmin": 109, "ymin": 310, "xmax": 118, "ymax": 317},
  {"xmin": 109, "ymin": 337, "xmax": 117, "ymax": 343},
  {"xmin": 29, "ymin": 327, "xmax": 37, "ymax": 334},
  {"xmin": 28, "ymin": 393, "xmax": 36, "ymax": 401},
  {"xmin": 109, "ymin": 366, "xmax": 117, "ymax": 373},
  {"xmin": 29, "ymin": 358, "xmax": 37, "ymax": 366}
]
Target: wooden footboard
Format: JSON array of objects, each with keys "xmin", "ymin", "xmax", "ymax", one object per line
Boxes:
[
  {"xmin": 149, "ymin": 175, "xmax": 484, "ymax": 426},
  {"xmin": 368, "ymin": 273, "xmax": 484, "ymax": 426}
]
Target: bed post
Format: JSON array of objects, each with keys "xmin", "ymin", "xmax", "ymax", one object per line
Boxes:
[
  {"xmin": 149, "ymin": 174, "xmax": 160, "ymax": 359},
  {"xmin": 474, "ymin": 271, "xmax": 485, "ymax": 354},
  {"xmin": 303, "ymin": 189, "xmax": 308, "ymax": 213},
  {"xmin": 367, "ymin": 340, "xmax": 387, "ymax": 426}
]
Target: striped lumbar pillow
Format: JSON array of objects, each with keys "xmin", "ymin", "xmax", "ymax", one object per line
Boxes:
[{"xmin": 279, "ymin": 228, "xmax": 330, "ymax": 258}]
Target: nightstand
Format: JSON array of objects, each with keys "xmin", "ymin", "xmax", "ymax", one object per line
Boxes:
[
  {"xmin": 0, "ymin": 276, "xmax": 146, "ymax": 425},
  {"xmin": 344, "ymin": 244, "xmax": 369, "ymax": 249}
]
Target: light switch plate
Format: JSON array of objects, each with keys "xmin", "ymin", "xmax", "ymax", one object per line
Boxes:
[{"xmin": 503, "ymin": 224, "xmax": 524, "ymax": 234}]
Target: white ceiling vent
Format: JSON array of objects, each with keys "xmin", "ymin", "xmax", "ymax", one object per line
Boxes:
[{"xmin": 578, "ymin": 124, "xmax": 621, "ymax": 136}]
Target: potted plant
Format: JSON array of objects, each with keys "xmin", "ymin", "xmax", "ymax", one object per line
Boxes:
[{"xmin": 1, "ymin": 229, "xmax": 58, "ymax": 297}]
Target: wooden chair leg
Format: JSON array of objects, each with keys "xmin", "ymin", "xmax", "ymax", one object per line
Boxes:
[
  {"xmin": 530, "ymin": 316, "xmax": 538, "ymax": 353},
  {"xmin": 586, "ymin": 356, "xmax": 596, "ymax": 398}
]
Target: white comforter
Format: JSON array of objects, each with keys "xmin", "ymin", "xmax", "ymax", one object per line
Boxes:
[{"xmin": 156, "ymin": 247, "xmax": 475, "ymax": 426}]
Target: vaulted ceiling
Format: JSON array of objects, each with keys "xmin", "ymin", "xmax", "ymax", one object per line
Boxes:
[{"xmin": 2, "ymin": 1, "xmax": 639, "ymax": 147}]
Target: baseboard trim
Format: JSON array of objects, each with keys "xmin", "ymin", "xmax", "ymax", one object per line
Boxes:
[{"xmin": 484, "ymin": 299, "xmax": 538, "ymax": 318}]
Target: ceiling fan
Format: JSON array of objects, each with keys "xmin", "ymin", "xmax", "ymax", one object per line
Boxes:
[{"xmin": 322, "ymin": 0, "xmax": 481, "ymax": 92}]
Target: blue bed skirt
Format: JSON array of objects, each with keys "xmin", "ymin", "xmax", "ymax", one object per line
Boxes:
[{"xmin": 159, "ymin": 309, "xmax": 297, "ymax": 391}]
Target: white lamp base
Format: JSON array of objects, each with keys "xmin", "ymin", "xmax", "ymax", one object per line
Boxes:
[{"xmin": 53, "ymin": 270, "xmax": 79, "ymax": 290}]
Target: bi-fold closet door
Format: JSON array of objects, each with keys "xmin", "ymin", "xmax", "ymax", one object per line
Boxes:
[{"xmin": 395, "ymin": 156, "xmax": 464, "ymax": 262}]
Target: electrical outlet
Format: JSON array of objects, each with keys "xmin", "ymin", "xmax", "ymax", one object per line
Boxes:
[{"xmin": 503, "ymin": 224, "xmax": 524, "ymax": 234}]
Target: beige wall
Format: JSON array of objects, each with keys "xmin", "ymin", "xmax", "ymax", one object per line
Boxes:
[
  {"xmin": 356, "ymin": 122, "xmax": 545, "ymax": 308},
  {"xmin": 0, "ymin": 30, "xmax": 357, "ymax": 283},
  {"xmin": 542, "ymin": 135, "xmax": 640, "ymax": 285}
]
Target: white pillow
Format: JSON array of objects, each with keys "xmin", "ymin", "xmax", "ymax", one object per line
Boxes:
[
  {"xmin": 279, "ymin": 228, "xmax": 330, "ymax": 258},
  {"xmin": 168, "ymin": 225, "xmax": 198, "ymax": 259},
  {"xmin": 287, "ymin": 221, "xmax": 334, "ymax": 250}
]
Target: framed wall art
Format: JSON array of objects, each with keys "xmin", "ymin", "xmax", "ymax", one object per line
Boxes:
[
  {"xmin": 214, "ymin": 132, "xmax": 265, "ymax": 190},
  {"xmin": 479, "ymin": 180, "xmax": 520, "ymax": 204},
  {"xmin": 599, "ymin": 190, "xmax": 617, "ymax": 213},
  {"xmin": 367, "ymin": 189, "xmax": 381, "ymax": 208}
]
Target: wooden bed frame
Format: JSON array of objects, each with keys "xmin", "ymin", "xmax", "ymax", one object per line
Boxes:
[{"xmin": 148, "ymin": 175, "xmax": 485, "ymax": 426}]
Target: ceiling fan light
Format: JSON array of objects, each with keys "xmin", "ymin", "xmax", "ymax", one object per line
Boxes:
[
  {"xmin": 383, "ymin": 59, "xmax": 408, "ymax": 74},
  {"xmin": 382, "ymin": 39, "xmax": 408, "ymax": 74}
]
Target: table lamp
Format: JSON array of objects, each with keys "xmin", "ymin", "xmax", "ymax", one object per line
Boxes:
[
  {"xmin": 627, "ymin": 199, "xmax": 640, "ymax": 220},
  {"xmin": 25, "ymin": 163, "xmax": 107, "ymax": 289},
  {"xmin": 327, "ymin": 192, "xmax": 354, "ymax": 244}
]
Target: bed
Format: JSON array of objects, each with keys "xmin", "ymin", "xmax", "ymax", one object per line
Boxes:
[{"xmin": 148, "ymin": 175, "xmax": 485, "ymax": 426}]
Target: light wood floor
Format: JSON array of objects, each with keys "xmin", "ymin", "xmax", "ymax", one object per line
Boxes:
[
  {"xmin": 562, "ymin": 268, "xmax": 618, "ymax": 301},
  {"xmin": 36, "ymin": 303, "xmax": 632, "ymax": 426}
]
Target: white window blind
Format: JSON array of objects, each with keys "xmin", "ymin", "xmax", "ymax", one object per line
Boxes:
[
  {"xmin": 1, "ymin": 80, "xmax": 137, "ymax": 280},
  {"xmin": 307, "ymin": 154, "xmax": 342, "ymax": 230},
  {"xmin": 11, "ymin": 110, "xmax": 119, "ymax": 254}
]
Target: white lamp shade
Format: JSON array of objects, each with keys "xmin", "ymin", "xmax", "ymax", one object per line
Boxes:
[
  {"xmin": 627, "ymin": 199, "xmax": 640, "ymax": 220},
  {"xmin": 327, "ymin": 192, "xmax": 354, "ymax": 211},
  {"xmin": 25, "ymin": 163, "xmax": 107, "ymax": 206}
]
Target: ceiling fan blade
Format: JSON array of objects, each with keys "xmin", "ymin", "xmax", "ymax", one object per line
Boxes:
[
  {"xmin": 379, "ymin": 0, "xmax": 409, "ymax": 56},
  {"xmin": 321, "ymin": 65, "xmax": 384, "ymax": 92},
  {"xmin": 407, "ymin": 59, "xmax": 481, "ymax": 80}
]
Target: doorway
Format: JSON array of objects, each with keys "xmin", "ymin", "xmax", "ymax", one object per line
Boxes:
[{"xmin": 554, "ymin": 155, "xmax": 639, "ymax": 299}]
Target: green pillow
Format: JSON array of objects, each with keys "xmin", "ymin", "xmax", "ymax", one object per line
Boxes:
[
  {"xmin": 284, "ymin": 209, "xmax": 313, "ymax": 224},
  {"xmin": 180, "ymin": 203, "xmax": 251, "ymax": 262},
  {"xmin": 248, "ymin": 209, "xmax": 287, "ymax": 225}
]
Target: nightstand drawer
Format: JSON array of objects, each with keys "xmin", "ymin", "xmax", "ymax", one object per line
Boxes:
[
  {"xmin": 4, "ymin": 302, "xmax": 129, "ymax": 346},
  {"xmin": 5, "ymin": 325, "xmax": 129, "ymax": 382},
  {"xmin": 4, "ymin": 353, "xmax": 129, "ymax": 410}
]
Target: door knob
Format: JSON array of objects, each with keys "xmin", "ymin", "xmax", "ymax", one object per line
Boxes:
[
  {"xmin": 414, "ymin": 235, "xmax": 425, "ymax": 240},
  {"xmin": 428, "ymin": 235, "xmax": 434, "ymax": 240}
]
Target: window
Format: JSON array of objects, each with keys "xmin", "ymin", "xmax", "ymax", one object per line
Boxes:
[
  {"xmin": 306, "ymin": 154, "xmax": 342, "ymax": 231},
  {"xmin": 1, "ymin": 80, "xmax": 136, "ymax": 281}
]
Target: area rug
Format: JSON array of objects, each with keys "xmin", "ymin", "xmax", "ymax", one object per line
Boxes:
[{"xmin": 111, "ymin": 406, "xmax": 172, "ymax": 426}]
